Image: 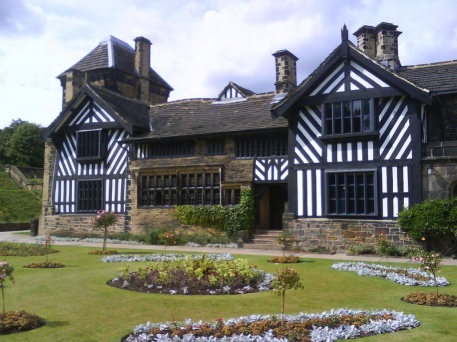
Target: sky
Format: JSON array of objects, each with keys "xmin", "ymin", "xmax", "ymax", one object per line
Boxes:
[{"xmin": 1, "ymin": 0, "xmax": 457, "ymax": 129}]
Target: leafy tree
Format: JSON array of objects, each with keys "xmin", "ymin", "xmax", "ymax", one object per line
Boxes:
[
  {"xmin": 7, "ymin": 122, "xmax": 44, "ymax": 167},
  {"xmin": 0, "ymin": 119, "xmax": 26, "ymax": 164}
]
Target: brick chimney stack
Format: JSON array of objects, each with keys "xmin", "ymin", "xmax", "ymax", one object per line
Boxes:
[
  {"xmin": 272, "ymin": 50, "xmax": 299, "ymax": 94},
  {"xmin": 354, "ymin": 22, "xmax": 402, "ymax": 70},
  {"xmin": 134, "ymin": 36, "xmax": 151, "ymax": 102}
]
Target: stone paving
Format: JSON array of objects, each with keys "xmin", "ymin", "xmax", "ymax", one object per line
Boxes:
[{"xmin": 1, "ymin": 230, "xmax": 457, "ymax": 265}]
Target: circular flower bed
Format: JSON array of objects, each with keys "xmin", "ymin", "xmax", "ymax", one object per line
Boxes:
[
  {"xmin": 108, "ymin": 255, "xmax": 272, "ymax": 295},
  {"xmin": 0, "ymin": 311, "xmax": 45, "ymax": 334},
  {"xmin": 101, "ymin": 253, "xmax": 234, "ymax": 263},
  {"xmin": 402, "ymin": 292, "xmax": 457, "ymax": 307},
  {"xmin": 268, "ymin": 255, "xmax": 301, "ymax": 263},
  {"xmin": 23, "ymin": 262, "xmax": 65, "ymax": 268},
  {"xmin": 331, "ymin": 262, "xmax": 449, "ymax": 287},
  {"xmin": 123, "ymin": 309, "xmax": 420, "ymax": 341},
  {"xmin": 88, "ymin": 250, "xmax": 118, "ymax": 255}
]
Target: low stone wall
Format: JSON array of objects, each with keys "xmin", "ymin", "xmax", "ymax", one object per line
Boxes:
[
  {"xmin": 41, "ymin": 211, "xmax": 125, "ymax": 235},
  {"xmin": 286, "ymin": 218, "xmax": 419, "ymax": 253},
  {"xmin": 4, "ymin": 165, "xmax": 43, "ymax": 191}
]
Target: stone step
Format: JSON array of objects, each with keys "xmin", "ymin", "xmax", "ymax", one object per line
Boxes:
[{"xmin": 243, "ymin": 242, "xmax": 283, "ymax": 250}]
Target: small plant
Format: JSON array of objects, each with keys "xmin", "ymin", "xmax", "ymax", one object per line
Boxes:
[
  {"xmin": 0, "ymin": 261, "xmax": 14, "ymax": 315},
  {"xmin": 92, "ymin": 210, "xmax": 119, "ymax": 252},
  {"xmin": 376, "ymin": 234, "xmax": 391, "ymax": 260},
  {"xmin": 271, "ymin": 266, "xmax": 304, "ymax": 325},
  {"xmin": 277, "ymin": 233, "xmax": 295, "ymax": 256},
  {"xmin": 411, "ymin": 250, "xmax": 443, "ymax": 296},
  {"xmin": 159, "ymin": 231, "xmax": 177, "ymax": 245}
]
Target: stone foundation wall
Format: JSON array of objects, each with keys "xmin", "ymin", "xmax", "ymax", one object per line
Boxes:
[
  {"xmin": 42, "ymin": 206, "xmax": 125, "ymax": 234},
  {"xmin": 286, "ymin": 218, "xmax": 419, "ymax": 253}
]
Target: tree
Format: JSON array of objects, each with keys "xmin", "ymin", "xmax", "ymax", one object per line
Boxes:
[
  {"xmin": 7, "ymin": 122, "xmax": 44, "ymax": 167},
  {"xmin": 0, "ymin": 119, "xmax": 25, "ymax": 165},
  {"xmin": 271, "ymin": 266, "xmax": 304, "ymax": 325},
  {"xmin": 0, "ymin": 261, "xmax": 14, "ymax": 316},
  {"xmin": 92, "ymin": 211, "xmax": 119, "ymax": 252}
]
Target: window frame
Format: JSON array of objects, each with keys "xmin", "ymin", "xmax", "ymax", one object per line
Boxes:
[
  {"xmin": 324, "ymin": 169, "xmax": 377, "ymax": 217},
  {"xmin": 322, "ymin": 99, "xmax": 375, "ymax": 137},
  {"xmin": 139, "ymin": 171, "xmax": 221, "ymax": 207},
  {"xmin": 77, "ymin": 179, "xmax": 103, "ymax": 212},
  {"xmin": 76, "ymin": 129, "xmax": 106, "ymax": 163},
  {"xmin": 235, "ymin": 134, "xmax": 288, "ymax": 159},
  {"xmin": 206, "ymin": 138, "xmax": 226, "ymax": 155}
]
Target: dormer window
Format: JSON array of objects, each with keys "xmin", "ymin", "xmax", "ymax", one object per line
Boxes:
[
  {"xmin": 76, "ymin": 129, "xmax": 106, "ymax": 162},
  {"xmin": 323, "ymin": 99, "xmax": 374, "ymax": 135}
]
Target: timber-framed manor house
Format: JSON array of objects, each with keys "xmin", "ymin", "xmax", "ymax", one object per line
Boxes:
[{"xmin": 41, "ymin": 23, "xmax": 457, "ymax": 251}]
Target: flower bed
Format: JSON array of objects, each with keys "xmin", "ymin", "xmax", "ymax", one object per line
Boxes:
[
  {"xmin": 108, "ymin": 255, "xmax": 272, "ymax": 295},
  {"xmin": 123, "ymin": 309, "xmax": 420, "ymax": 341},
  {"xmin": 23, "ymin": 262, "xmax": 65, "ymax": 268},
  {"xmin": 101, "ymin": 253, "xmax": 234, "ymax": 263},
  {"xmin": 331, "ymin": 262, "xmax": 449, "ymax": 287},
  {"xmin": 268, "ymin": 255, "xmax": 301, "ymax": 263}
]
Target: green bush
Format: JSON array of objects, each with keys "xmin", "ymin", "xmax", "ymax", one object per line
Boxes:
[
  {"xmin": 398, "ymin": 198, "xmax": 457, "ymax": 239},
  {"xmin": 174, "ymin": 188, "xmax": 255, "ymax": 238},
  {"xmin": 398, "ymin": 198, "xmax": 457, "ymax": 252}
]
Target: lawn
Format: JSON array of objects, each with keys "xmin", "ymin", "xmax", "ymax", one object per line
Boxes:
[{"xmin": 2, "ymin": 245, "xmax": 457, "ymax": 342}]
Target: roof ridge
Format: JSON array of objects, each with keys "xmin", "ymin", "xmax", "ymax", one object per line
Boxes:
[
  {"xmin": 99, "ymin": 35, "xmax": 134, "ymax": 51},
  {"xmin": 401, "ymin": 59, "xmax": 457, "ymax": 69}
]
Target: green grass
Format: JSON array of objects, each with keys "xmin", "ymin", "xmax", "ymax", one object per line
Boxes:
[
  {"xmin": 2, "ymin": 245, "xmax": 457, "ymax": 341},
  {"xmin": 0, "ymin": 170, "xmax": 41, "ymax": 223}
]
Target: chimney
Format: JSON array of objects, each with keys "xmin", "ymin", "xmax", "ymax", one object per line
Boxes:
[
  {"xmin": 134, "ymin": 36, "xmax": 151, "ymax": 102},
  {"xmin": 353, "ymin": 25, "xmax": 377, "ymax": 59},
  {"xmin": 353, "ymin": 22, "xmax": 401, "ymax": 70},
  {"xmin": 375, "ymin": 22, "xmax": 402, "ymax": 70},
  {"xmin": 61, "ymin": 69, "xmax": 85, "ymax": 106},
  {"xmin": 272, "ymin": 50, "xmax": 299, "ymax": 93}
]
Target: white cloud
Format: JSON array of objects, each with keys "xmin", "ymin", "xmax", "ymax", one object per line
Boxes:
[{"xmin": 1, "ymin": 0, "xmax": 457, "ymax": 129}]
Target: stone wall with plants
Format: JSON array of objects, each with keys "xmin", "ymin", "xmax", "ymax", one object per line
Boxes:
[{"xmin": 286, "ymin": 218, "xmax": 419, "ymax": 254}]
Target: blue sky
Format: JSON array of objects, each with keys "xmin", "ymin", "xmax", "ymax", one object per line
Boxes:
[{"xmin": 1, "ymin": 0, "xmax": 456, "ymax": 129}]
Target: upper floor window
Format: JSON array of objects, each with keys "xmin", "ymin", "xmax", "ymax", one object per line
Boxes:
[
  {"xmin": 206, "ymin": 139, "xmax": 225, "ymax": 155},
  {"xmin": 323, "ymin": 99, "xmax": 374, "ymax": 135},
  {"xmin": 135, "ymin": 141, "xmax": 195, "ymax": 159},
  {"xmin": 235, "ymin": 134, "xmax": 288, "ymax": 159},
  {"xmin": 76, "ymin": 130, "xmax": 106, "ymax": 161}
]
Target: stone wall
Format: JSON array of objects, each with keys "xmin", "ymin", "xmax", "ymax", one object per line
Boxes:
[
  {"xmin": 126, "ymin": 137, "xmax": 254, "ymax": 233},
  {"xmin": 42, "ymin": 205, "xmax": 125, "ymax": 234},
  {"xmin": 286, "ymin": 218, "xmax": 419, "ymax": 253}
]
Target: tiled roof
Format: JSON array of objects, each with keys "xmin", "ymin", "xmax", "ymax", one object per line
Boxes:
[
  {"xmin": 128, "ymin": 92, "xmax": 288, "ymax": 141},
  {"xmin": 397, "ymin": 60, "xmax": 457, "ymax": 94},
  {"xmin": 59, "ymin": 36, "xmax": 172, "ymax": 90},
  {"xmin": 90, "ymin": 85, "xmax": 151, "ymax": 133}
]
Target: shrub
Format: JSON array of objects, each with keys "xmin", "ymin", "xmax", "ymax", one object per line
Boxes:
[
  {"xmin": 347, "ymin": 244, "xmax": 375, "ymax": 255},
  {"xmin": 398, "ymin": 197, "xmax": 457, "ymax": 251},
  {"xmin": 174, "ymin": 189, "xmax": 255, "ymax": 239}
]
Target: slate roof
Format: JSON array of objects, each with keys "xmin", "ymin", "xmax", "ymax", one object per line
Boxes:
[
  {"xmin": 126, "ymin": 92, "xmax": 288, "ymax": 142},
  {"xmin": 397, "ymin": 60, "xmax": 457, "ymax": 94},
  {"xmin": 90, "ymin": 85, "xmax": 151, "ymax": 133},
  {"xmin": 42, "ymin": 84, "xmax": 151, "ymax": 139},
  {"xmin": 58, "ymin": 36, "xmax": 173, "ymax": 91}
]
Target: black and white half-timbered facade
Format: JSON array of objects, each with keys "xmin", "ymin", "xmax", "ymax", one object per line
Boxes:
[{"xmin": 41, "ymin": 23, "xmax": 457, "ymax": 251}]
